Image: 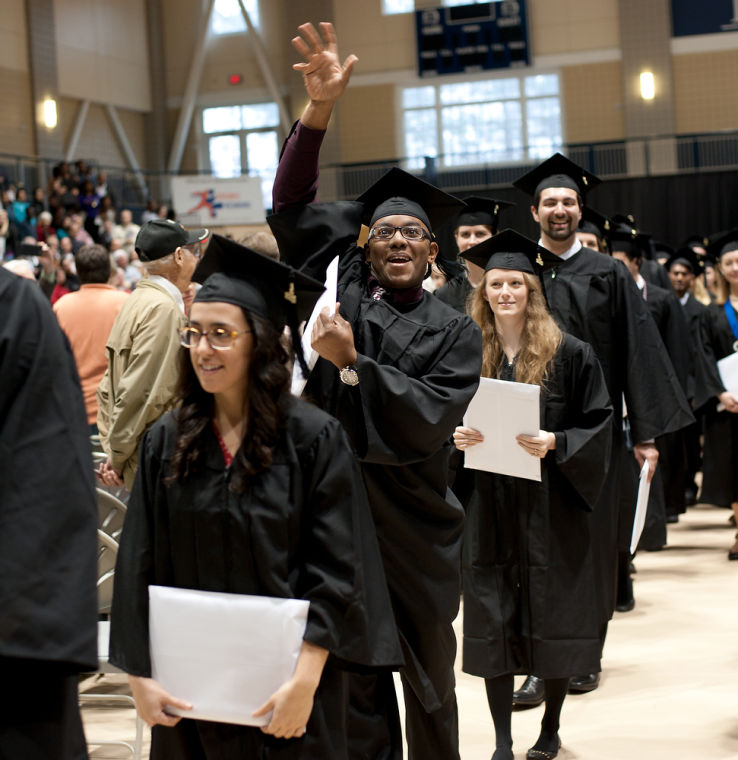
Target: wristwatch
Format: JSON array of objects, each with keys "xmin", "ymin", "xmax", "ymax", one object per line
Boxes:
[{"xmin": 339, "ymin": 365, "xmax": 359, "ymax": 386}]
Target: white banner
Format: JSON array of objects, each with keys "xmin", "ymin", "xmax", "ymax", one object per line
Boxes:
[{"xmin": 172, "ymin": 175, "xmax": 265, "ymax": 226}]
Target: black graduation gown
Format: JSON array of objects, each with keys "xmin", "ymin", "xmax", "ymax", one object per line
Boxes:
[
  {"xmin": 0, "ymin": 268, "xmax": 97, "ymax": 760},
  {"xmin": 109, "ymin": 401, "xmax": 403, "ymax": 760},
  {"xmin": 638, "ymin": 283, "xmax": 691, "ymax": 545},
  {"xmin": 434, "ymin": 274, "xmax": 472, "ymax": 314},
  {"xmin": 681, "ymin": 294, "xmax": 709, "ymax": 487},
  {"xmin": 695, "ymin": 303, "xmax": 738, "ymax": 507},
  {"xmin": 0, "ymin": 268, "xmax": 98, "ymax": 669},
  {"xmin": 463, "ymin": 335, "xmax": 613, "ymax": 679},
  {"xmin": 539, "ymin": 247, "xmax": 693, "ymax": 621},
  {"xmin": 641, "ymin": 258, "xmax": 672, "ymax": 290},
  {"xmin": 268, "ymin": 203, "xmax": 483, "ymax": 712}
]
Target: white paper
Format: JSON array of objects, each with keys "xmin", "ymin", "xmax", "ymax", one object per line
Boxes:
[
  {"xmin": 148, "ymin": 586, "xmax": 309, "ymax": 727},
  {"xmin": 291, "ymin": 256, "xmax": 339, "ymax": 397},
  {"xmin": 462, "ymin": 377, "xmax": 541, "ymax": 481},
  {"xmin": 717, "ymin": 351, "xmax": 738, "ymax": 400},
  {"xmin": 630, "ymin": 460, "xmax": 651, "ymax": 554}
]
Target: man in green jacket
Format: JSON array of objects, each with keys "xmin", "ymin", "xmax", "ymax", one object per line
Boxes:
[{"xmin": 97, "ymin": 219, "xmax": 208, "ymax": 490}]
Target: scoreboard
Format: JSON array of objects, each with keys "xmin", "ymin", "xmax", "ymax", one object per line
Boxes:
[{"xmin": 415, "ymin": 1, "xmax": 530, "ymax": 77}]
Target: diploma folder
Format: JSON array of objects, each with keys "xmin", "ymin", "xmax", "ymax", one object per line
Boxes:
[
  {"xmin": 462, "ymin": 377, "xmax": 541, "ymax": 482},
  {"xmin": 149, "ymin": 585, "xmax": 309, "ymax": 726}
]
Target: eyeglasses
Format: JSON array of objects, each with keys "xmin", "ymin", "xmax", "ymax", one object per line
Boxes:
[
  {"xmin": 178, "ymin": 326, "xmax": 251, "ymax": 350},
  {"xmin": 368, "ymin": 225, "xmax": 430, "ymax": 242}
]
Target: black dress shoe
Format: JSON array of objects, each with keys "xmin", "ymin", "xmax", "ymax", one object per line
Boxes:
[
  {"xmin": 666, "ymin": 514, "xmax": 679, "ymax": 524},
  {"xmin": 616, "ymin": 597, "xmax": 635, "ymax": 612},
  {"xmin": 568, "ymin": 672, "xmax": 600, "ymax": 693},
  {"xmin": 729, "ymin": 549, "xmax": 738, "ymax": 561},
  {"xmin": 512, "ymin": 675, "xmax": 545, "ymax": 707}
]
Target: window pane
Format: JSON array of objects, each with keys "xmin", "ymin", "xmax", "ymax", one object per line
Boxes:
[
  {"xmin": 203, "ymin": 106, "xmax": 242, "ymax": 134},
  {"xmin": 402, "ymin": 86, "xmax": 436, "ymax": 109},
  {"xmin": 525, "ymin": 74, "xmax": 559, "ymax": 97},
  {"xmin": 211, "ymin": 0, "xmax": 259, "ymax": 34},
  {"xmin": 440, "ymin": 78, "xmax": 520, "ymax": 105},
  {"xmin": 246, "ymin": 131, "xmax": 279, "ymax": 210},
  {"xmin": 382, "ymin": 0, "xmax": 413, "ymax": 14},
  {"xmin": 441, "ymin": 101, "xmax": 523, "ymax": 165},
  {"xmin": 526, "ymin": 97, "xmax": 562, "ymax": 159},
  {"xmin": 403, "ymin": 108, "xmax": 438, "ymax": 170},
  {"xmin": 209, "ymin": 134, "xmax": 241, "ymax": 178},
  {"xmin": 241, "ymin": 102, "xmax": 279, "ymax": 128}
]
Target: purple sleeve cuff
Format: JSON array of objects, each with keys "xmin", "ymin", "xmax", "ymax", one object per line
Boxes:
[{"xmin": 272, "ymin": 121, "xmax": 327, "ymax": 212}]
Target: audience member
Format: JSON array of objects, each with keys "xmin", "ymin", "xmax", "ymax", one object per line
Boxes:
[{"xmin": 54, "ymin": 244, "xmax": 129, "ymax": 432}]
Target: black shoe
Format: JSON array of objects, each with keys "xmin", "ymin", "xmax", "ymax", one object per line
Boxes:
[
  {"xmin": 568, "ymin": 672, "xmax": 600, "ymax": 693},
  {"xmin": 615, "ymin": 574, "xmax": 635, "ymax": 612},
  {"xmin": 512, "ymin": 675, "xmax": 545, "ymax": 707},
  {"xmin": 685, "ymin": 488, "xmax": 697, "ymax": 506},
  {"xmin": 729, "ymin": 549, "xmax": 738, "ymax": 561},
  {"xmin": 526, "ymin": 736, "xmax": 561, "ymax": 760},
  {"xmin": 666, "ymin": 514, "xmax": 679, "ymax": 524}
]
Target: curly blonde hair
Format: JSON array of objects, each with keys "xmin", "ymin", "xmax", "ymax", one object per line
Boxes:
[{"xmin": 470, "ymin": 271, "xmax": 562, "ymax": 387}]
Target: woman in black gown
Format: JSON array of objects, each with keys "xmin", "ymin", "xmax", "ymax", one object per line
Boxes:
[
  {"xmin": 453, "ymin": 231, "xmax": 612, "ymax": 760},
  {"xmin": 109, "ymin": 236, "xmax": 401, "ymax": 759},
  {"xmin": 695, "ymin": 234, "xmax": 738, "ymax": 559}
]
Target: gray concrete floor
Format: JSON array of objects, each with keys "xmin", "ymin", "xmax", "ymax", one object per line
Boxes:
[{"xmin": 81, "ymin": 503, "xmax": 738, "ymax": 759}]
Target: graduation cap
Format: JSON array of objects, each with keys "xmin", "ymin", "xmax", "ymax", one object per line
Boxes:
[
  {"xmin": 665, "ymin": 247, "xmax": 701, "ymax": 273},
  {"xmin": 683, "ymin": 234, "xmax": 710, "ymax": 251},
  {"xmin": 578, "ymin": 206, "xmax": 612, "ymax": 249},
  {"xmin": 356, "ymin": 167, "xmax": 465, "ymax": 234},
  {"xmin": 512, "ymin": 153, "xmax": 601, "ymax": 202},
  {"xmin": 706, "ymin": 228, "xmax": 738, "ymax": 260},
  {"xmin": 192, "ymin": 234, "xmax": 325, "ymax": 375},
  {"xmin": 460, "ymin": 228, "xmax": 560, "ymax": 274},
  {"xmin": 455, "ymin": 196, "xmax": 515, "ymax": 232},
  {"xmin": 603, "ymin": 220, "xmax": 648, "ymax": 257},
  {"xmin": 612, "ymin": 213, "xmax": 637, "ymax": 229},
  {"xmin": 651, "ymin": 241, "xmax": 674, "ymax": 263}
]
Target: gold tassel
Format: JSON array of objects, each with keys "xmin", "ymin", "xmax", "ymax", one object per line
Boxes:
[{"xmin": 284, "ymin": 281, "xmax": 297, "ymax": 304}]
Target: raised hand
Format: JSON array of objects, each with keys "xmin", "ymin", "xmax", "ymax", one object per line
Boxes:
[{"xmin": 292, "ymin": 22, "xmax": 357, "ymax": 104}]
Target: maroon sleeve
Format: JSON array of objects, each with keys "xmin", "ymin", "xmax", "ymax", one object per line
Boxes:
[{"xmin": 272, "ymin": 121, "xmax": 327, "ymax": 212}]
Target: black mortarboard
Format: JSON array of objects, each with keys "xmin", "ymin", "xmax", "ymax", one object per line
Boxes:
[
  {"xmin": 578, "ymin": 206, "xmax": 612, "ymax": 239},
  {"xmin": 665, "ymin": 247, "xmax": 700, "ymax": 273},
  {"xmin": 607, "ymin": 223, "xmax": 653, "ymax": 261},
  {"xmin": 455, "ymin": 196, "xmax": 515, "ymax": 232},
  {"xmin": 356, "ymin": 167, "xmax": 465, "ymax": 233},
  {"xmin": 651, "ymin": 241, "xmax": 674, "ymax": 263},
  {"xmin": 192, "ymin": 234, "xmax": 325, "ymax": 375},
  {"xmin": 612, "ymin": 213, "xmax": 637, "ymax": 229},
  {"xmin": 706, "ymin": 228, "xmax": 738, "ymax": 260},
  {"xmin": 460, "ymin": 229, "xmax": 560, "ymax": 274},
  {"xmin": 512, "ymin": 153, "xmax": 601, "ymax": 201},
  {"xmin": 683, "ymin": 234, "xmax": 710, "ymax": 251}
]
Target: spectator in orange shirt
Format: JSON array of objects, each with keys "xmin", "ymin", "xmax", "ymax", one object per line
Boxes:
[{"xmin": 54, "ymin": 244, "xmax": 129, "ymax": 432}]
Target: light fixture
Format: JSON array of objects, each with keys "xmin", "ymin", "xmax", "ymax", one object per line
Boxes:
[
  {"xmin": 639, "ymin": 72, "xmax": 655, "ymax": 101},
  {"xmin": 42, "ymin": 98, "xmax": 58, "ymax": 128}
]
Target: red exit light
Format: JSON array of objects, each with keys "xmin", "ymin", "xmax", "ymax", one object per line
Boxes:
[{"xmin": 228, "ymin": 73, "xmax": 243, "ymax": 85}]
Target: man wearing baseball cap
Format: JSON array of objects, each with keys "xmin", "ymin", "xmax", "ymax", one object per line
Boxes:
[{"xmin": 97, "ymin": 219, "xmax": 209, "ymax": 490}]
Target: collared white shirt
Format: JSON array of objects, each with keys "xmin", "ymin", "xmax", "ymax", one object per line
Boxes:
[
  {"xmin": 635, "ymin": 273, "xmax": 646, "ymax": 291},
  {"xmin": 539, "ymin": 237, "xmax": 582, "ymax": 261},
  {"xmin": 679, "ymin": 292, "xmax": 690, "ymax": 306},
  {"xmin": 148, "ymin": 274, "xmax": 185, "ymax": 314}
]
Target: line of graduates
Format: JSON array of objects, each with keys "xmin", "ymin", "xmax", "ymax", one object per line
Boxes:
[{"xmin": 106, "ymin": 21, "xmax": 738, "ymax": 760}]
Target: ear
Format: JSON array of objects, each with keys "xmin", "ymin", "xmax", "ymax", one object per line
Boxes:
[
  {"xmin": 427, "ymin": 241, "xmax": 439, "ymax": 264},
  {"xmin": 530, "ymin": 204, "xmax": 540, "ymax": 224}
]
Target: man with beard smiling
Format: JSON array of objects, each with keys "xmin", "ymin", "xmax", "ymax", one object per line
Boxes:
[
  {"xmin": 268, "ymin": 21, "xmax": 482, "ymax": 760},
  {"xmin": 509, "ymin": 154, "xmax": 693, "ymax": 706}
]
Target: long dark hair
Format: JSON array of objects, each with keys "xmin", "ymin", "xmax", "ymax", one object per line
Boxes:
[{"xmin": 167, "ymin": 309, "xmax": 291, "ymax": 492}]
